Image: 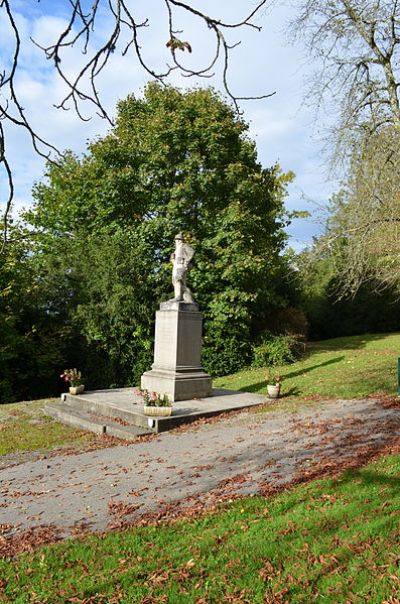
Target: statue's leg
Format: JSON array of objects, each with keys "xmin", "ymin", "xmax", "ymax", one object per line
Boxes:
[
  {"xmin": 183, "ymin": 286, "xmax": 195, "ymax": 303},
  {"xmin": 174, "ymin": 279, "xmax": 183, "ymax": 301}
]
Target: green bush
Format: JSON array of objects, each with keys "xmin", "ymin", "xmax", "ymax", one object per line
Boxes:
[
  {"xmin": 251, "ymin": 333, "xmax": 299, "ymax": 368},
  {"xmin": 203, "ymin": 331, "xmax": 252, "ymax": 377}
]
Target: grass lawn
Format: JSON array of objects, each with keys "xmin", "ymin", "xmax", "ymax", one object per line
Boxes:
[
  {"xmin": 1, "ymin": 332, "xmax": 399, "ymax": 601},
  {"xmin": 0, "ymin": 398, "xmax": 94, "ymax": 457},
  {"xmin": 216, "ymin": 332, "xmax": 400, "ymax": 399},
  {"xmin": 1, "ymin": 452, "xmax": 399, "ymax": 603}
]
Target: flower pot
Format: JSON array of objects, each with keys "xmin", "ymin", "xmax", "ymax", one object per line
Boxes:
[
  {"xmin": 143, "ymin": 405, "xmax": 172, "ymax": 417},
  {"xmin": 69, "ymin": 384, "xmax": 85, "ymax": 395},
  {"xmin": 267, "ymin": 384, "xmax": 281, "ymax": 399}
]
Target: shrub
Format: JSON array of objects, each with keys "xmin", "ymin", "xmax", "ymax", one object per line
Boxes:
[
  {"xmin": 251, "ymin": 333, "xmax": 300, "ymax": 368},
  {"xmin": 202, "ymin": 332, "xmax": 252, "ymax": 377}
]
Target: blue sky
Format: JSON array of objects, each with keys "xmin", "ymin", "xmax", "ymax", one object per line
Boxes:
[{"xmin": 1, "ymin": 1, "xmax": 338, "ymax": 249}]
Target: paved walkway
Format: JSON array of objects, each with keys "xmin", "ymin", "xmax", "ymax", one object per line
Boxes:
[{"xmin": 1, "ymin": 398, "xmax": 399, "ymax": 541}]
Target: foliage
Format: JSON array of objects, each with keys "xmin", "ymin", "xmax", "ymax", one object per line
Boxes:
[
  {"xmin": 300, "ymin": 274, "xmax": 400, "ymax": 341},
  {"xmin": 290, "ymin": 1, "xmax": 400, "ymax": 304},
  {"xmin": 0, "ymin": 224, "xmax": 80, "ymax": 403},
  {"xmin": 0, "ymin": 226, "xmax": 25, "ymax": 403},
  {"xmin": 296, "ymin": 151, "xmax": 400, "ymax": 335},
  {"xmin": 262, "ymin": 306, "xmax": 308, "ymax": 339},
  {"xmin": 17, "ymin": 83, "xmax": 292, "ymax": 396},
  {"xmin": 218, "ymin": 332, "xmax": 400, "ymax": 399},
  {"xmin": 70, "ymin": 228, "xmax": 156, "ymax": 387},
  {"xmin": 333, "ymin": 128, "xmax": 400, "ymax": 295},
  {"xmin": 1, "ymin": 453, "xmax": 399, "ymax": 602},
  {"xmin": 295, "ymin": 168, "xmax": 400, "ymax": 338},
  {"xmin": 252, "ymin": 333, "xmax": 298, "ymax": 368}
]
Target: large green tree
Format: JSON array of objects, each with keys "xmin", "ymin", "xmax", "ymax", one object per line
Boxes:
[
  {"xmin": 0, "ymin": 223, "xmax": 79, "ymax": 402},
  {"xmin": 19, "ymin": 83, "xmax": 293, "ymax": 395}
]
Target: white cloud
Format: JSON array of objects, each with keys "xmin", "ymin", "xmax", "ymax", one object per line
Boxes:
[{"xmin": 0, "ymin": 0, "xmax": 339, "ymax": 249}]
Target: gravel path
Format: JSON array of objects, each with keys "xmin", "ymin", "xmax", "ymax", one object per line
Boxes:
[{"xmin": 1, "ymin": 398, "xmax": 398, "ymax": 542}]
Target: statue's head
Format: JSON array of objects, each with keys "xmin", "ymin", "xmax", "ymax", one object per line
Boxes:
[{"xmin": 175, "ymin": 233, "xmax": 184, "ymax": 242}]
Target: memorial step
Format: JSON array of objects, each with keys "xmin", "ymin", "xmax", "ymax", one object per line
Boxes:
[
  {"xmin": 45, "ymin": 388, "xmax": 268, "ymax": 434},
  {"xmin": 44, "ymin": 403, "xmax": 153, "ymax": 439},
  {"xmin": 62, "ymin": 391, "xmax": 143, "ymax": 424}
]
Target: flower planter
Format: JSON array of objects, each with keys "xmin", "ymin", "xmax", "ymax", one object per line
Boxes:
[
  {"xmin": 267, "ymin": 384, "xmax": 281, "ymax": 399},
  {"xmin": 69, "ymin": 385, "xmax": 85, "ymax": 395},
  {"xmin": 143, "ymin": 405, "xmax": 172, "ymax": 417}
]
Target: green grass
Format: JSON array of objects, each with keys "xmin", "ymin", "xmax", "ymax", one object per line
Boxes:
[
  {"xmin": 1, "ymin": 453, "xmax": 399, "ymax": 603},
  {"xmin": 0, "ymin": 398, "xmax": 94, "ymax": 456},
  {"xmin": 216, "ymin": 332, "xmax": 400, "ymax": 399}
]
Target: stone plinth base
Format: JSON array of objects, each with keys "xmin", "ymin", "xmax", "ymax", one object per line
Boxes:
[
  {"xmin": 141, "ymin": 301, "xmax": 212, "ymax": 402},
  {"xmin": 141, "ymin": 369, "xmax": 212, "ymax": 402}
]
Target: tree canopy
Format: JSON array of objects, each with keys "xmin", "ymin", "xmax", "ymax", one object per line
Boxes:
[
  {"xmin": 304, "ymin": 128, "xmax": 400, "ymax": 297},
  {"xmin": 1, "ymin": 83, "xmax": 294, "ymax": 402},
  {"xmin": 290, "ymin": 1, "xmax": 400, "ymax": 301},
  {"xmin": 295, "ymin": 128, "xmax": 400, "ymax": 338}
]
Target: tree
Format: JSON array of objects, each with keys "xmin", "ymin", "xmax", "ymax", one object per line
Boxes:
[
  {"xmin": 21, "ymin": 83, "xmax": 293, "ymax": 392},
  {"xmin": 296, "ymin": 189, "xmax": 400, "ymax": 339},
  {"xmin": 290, "ymin": 1, "xmax": 400, "ymax": 299},
  {"xmin": 0, "ymin": 221, "xmax": 79, "ymax": 403},
  {"xmin": 296, "ymin": 246, "xmax": 400, "ymax": 339},
  {"xmin": 0, "ymin": 0, "xmax": 272, "ymax": 249},
  {"xmin": 308, "ymin": 129, "xmax": 400, "ymax": 294},
  {"xmin": 291, "ymin": 0, "xmax": 400, "ymax": 163},
  {"xmin": 321, "ymin": 128, "xmax": 400, "ymax": 295}
]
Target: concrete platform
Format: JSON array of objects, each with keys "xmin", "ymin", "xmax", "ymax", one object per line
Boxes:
[{"xmin": 44, "ymin": 388, "xmax": 268, "ymax": 436}]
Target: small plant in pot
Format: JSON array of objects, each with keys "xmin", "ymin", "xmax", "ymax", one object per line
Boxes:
[
  {"xmin": 140, "ymin": 389, "xmax": 172, "ymax": 417},
  {"xmin": 60, "ymin": 368, "xmax": 85, "ymax": 395},
  {"xmin": 266, "ymin": 371, "xmax": 282, "ymax": 399}
]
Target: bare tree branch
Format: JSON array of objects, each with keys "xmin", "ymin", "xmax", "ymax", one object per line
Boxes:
[
  {"xmin": 0, "ymin": 0, "xmax": 274, "ymax": 251},
  {"xmin": 291, "ymin": 0, "xmax": 400, "ymax": 168}
]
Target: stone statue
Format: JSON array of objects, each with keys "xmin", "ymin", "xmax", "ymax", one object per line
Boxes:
[
  {"xmin": 170, "ymin": 233, "xmax": 196, "ymax": 304},
  {"xmin": 141, "ymin": 231, "xmax": 212, "ymax": 400}
]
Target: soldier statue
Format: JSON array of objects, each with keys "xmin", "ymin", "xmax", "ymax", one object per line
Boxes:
[{"xmin": 170, "ymin": 233, "xmax": 196, "ymax": 303}]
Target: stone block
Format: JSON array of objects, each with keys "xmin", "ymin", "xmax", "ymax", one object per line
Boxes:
[{"xmin": 141, "ymin": 302, "xmax": 212, "ymax": 401}]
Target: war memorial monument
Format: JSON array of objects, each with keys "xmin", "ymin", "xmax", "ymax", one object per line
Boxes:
[
  {"xmin": 46, "ymin": 234, "xmax": 265, "ymax": 435},
  {"xmin": 140, "ymin": 233, "xmax": 212, "ymax": 402}
]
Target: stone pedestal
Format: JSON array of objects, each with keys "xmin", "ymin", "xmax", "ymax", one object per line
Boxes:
[{"xmin": 141, "ymin": 301, "xmax": 212, "ymax": 402}]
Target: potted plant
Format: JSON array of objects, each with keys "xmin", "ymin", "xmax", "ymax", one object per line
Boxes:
[
  {"xmin": 266, "ymin": 372, "xmax": 282, "ymax": 399},
  {"xmin": 139, "ymin": 389, "xmax": 172, "ymax": 416},
  {"xmin": 60, "ymin": 368, "xmax": 85, "ymax": 395}
]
